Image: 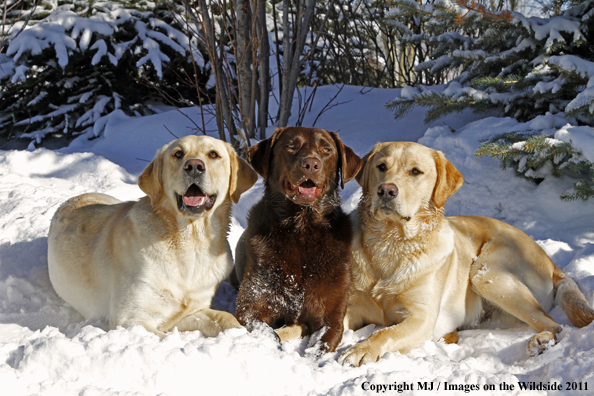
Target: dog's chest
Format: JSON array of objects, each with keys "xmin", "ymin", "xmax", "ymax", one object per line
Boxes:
[
  {"xmin": 143, "ymin": 237, "xmax": 230, "ymax": 308},
  {"xmin": 252, "ymin": 217, "xmax": 350, "ymax": 302},
  {"xmin": 359, "ymin": 237, "xmax": 427, "ymax": 288},
  {"xmin": 355, "ymin": 223, "xmax": 455, "ymax": 296},
  {"xmin": 261, "ymin": 228, "xmax": 346, "ymax": 277}
]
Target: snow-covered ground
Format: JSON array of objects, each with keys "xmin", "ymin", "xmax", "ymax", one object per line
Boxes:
[{"xmin": 1, "ymin": 85, "xmax": 594, "ymax": 395}]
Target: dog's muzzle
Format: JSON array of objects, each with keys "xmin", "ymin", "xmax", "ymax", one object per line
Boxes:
[{"xmin": 375, "ymin": 183, "xmax": 411, "ymax": 221}]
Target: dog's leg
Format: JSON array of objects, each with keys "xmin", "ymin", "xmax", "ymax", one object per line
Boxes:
[
  {"xmin": 471, "ymin": 265, "xmax": 561, "ymax": 357},
  {"xmin": 344, "ymin": 290, "xmax": 385, "ymax": 331},
  {"xmin": 235, "ymin": 288, "xmax": 289, "ymax": 347},
  {"xmin": 554, "ymin": 275, "xmax": 594, "ymax": 328},
  {"xmin": 340, "ymin": 291, "xmax": 442, "ymax": 367},
  {"xmin": 236, "ymin": 290, "xmax": 279, "ymax": 327},
  {"xmin": 114, "ymin": 294, "xmax": 169, "ymax": 338},
  {"xmin": 340, "ymin": 312, "xmax": 437, "ymax": 366},
  {"xmin": 174, "ymin": 309, "xmax": 240, "ymax": 337},
  {"xmin": 292, "ymin": 286, "xmax": 349, "ymax": 355},
  {"xmin": 318, "ymin": 309, "xmax": 346, "ymax": 354},
  {"xmin": 340, "ymin": 270, "xmax": 449, "ymax": 366}
]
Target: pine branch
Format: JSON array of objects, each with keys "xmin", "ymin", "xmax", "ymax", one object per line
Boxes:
[
  {"xmin": 477, "ymin": 132, "xmax": 594, "ymax": 200},
  {"xmin": 387, "ymin": 90, "xmax": 479, "ymax": 123}
]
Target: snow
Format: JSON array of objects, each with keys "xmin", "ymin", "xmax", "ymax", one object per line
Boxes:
[
  {"xmin": 2, "ymin": 85, "xmax": 594, "ymax": 395},
  {"xmin": 5, "ymin": 3, "xmax": 190, "ymax": 84},
  {"xmin": 515, "ymin": 14, "xmax": 584, "ymax": 52},
  {"xmin": 549, "ymin": 55, "xmax": 594, "ymax": 79},
  {"xmin": 554, "ymin": 125, "xmax": 594, "ymax": 163},
  {"xmin": 0, "ymin": 55, "xmax": 15, "ymax": 81},
  {"xmin": 400, "ymin": 86, "xmax": 418, "ymax": 99},
  {"xmin": 7, "ymin": 22, "xmax": 77, "ymax": 68},
  {"xmin": 134, "ymin": 20, "xmax": 173, "ymax": 78},
  {"xmin": 90, "ymin": 39, "xmax": 118, "ymax": 66}
]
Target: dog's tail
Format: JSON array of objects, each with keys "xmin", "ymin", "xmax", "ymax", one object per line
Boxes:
[{"xmin": 553, "ymin": 268, "xmax": 594, "ymax": 328}]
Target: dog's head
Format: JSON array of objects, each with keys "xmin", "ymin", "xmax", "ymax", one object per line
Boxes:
[
  {"xmin": 356, "ymin": 142, "xmax": 463, "ymax": 223},
  {"xmin": 248, "ymin": 127, "xmax": 361, "ymax": 206},
  {"xmin": 138, "ymin": 135, "xmax": 257, "ymax": 217}
]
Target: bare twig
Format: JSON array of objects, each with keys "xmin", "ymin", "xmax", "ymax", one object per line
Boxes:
[
  {"xmin": 163, "ymin": 124, "xmax": 180, "ymax": 139},
  {"xmin": 312, "ymin": 84, "xmax": 352, "ymax": 127}
]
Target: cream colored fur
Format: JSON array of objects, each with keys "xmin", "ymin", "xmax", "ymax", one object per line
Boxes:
[
  {"xmin": 48, "ymin": 135, "xmax": 257, "ymax": 337},
  {"xmin": 340, "ymin": 141, "xmax": 594, "ymax": 366}
]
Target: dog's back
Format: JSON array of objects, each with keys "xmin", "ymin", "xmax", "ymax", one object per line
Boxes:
[{"xmin": 48, "ymin": 193, "xmax": 134, "ymax": 319}]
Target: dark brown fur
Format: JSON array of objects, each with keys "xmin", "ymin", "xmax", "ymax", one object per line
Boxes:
[{"xmin": 234, "ymin": 127, "xmax": 362, "ymax": 354}]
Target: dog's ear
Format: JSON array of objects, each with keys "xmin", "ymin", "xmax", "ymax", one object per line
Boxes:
[
  {"xmin": 248, "ymin": 127, "xmax": 287, "ymax": 180},
  {"xmin": 355, "ymin": 143, "xmax": 385, "ymax": 194},
  {"xmin": 432, "ymin": 150, "xmax": 464, "ymax": 208},
  {"xmin": 355, "ymin": 151, "xmax": 371, "ymax": 189},
  {"xmin": 138, "ymin": 146, "xmax": 166, "ymax": 205},
  {"xmin": 329, "ymin": 132, "xmax": 362, "ymax": 189},
  {"xmin": 226, "ymin": 144, "xmax": 258, "ymax": 204}
]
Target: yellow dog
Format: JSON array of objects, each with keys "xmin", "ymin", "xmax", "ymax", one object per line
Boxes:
[
  {"xmin": 341, "ymin": 141, "xmax": 594, "ymax": 366},
  {"xmin": 48, "ymin": 135, "xmax": 257, "ymax": 337}
]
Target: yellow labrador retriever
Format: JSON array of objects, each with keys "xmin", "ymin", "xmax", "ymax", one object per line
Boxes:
[
  {"xmin": 48, "ymin": 135, "xmax": 257, "ymax": 337},
  {"xmin": 341, "ymin": 141, "xmax": 594, "ymax": 366}
]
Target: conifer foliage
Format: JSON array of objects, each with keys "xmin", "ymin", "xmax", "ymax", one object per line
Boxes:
[
  {"xmin": 476, "ymin": 130, "xmax": 594, "ymax": 200},
  {"xmin": 0, "ymin": 0, "xmax": 210, "ymax": 148},
  {"xmin": 387, "ymin": 0, "xmax": 594, "ymax": 200}
]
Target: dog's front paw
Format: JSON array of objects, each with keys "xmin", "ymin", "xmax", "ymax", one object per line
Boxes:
[
  {"xmin": 339, "ymin": 342, "xmax": 381, "ymax": 367},
  {"xmin": 276, "ymin": 324, "xmax": 306, "ymax": 342},
  {"xmin": 217, "ymin": 313, "xmax": 241, "ymax": 331}
]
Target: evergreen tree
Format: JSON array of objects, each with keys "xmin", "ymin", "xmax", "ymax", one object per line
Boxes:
[
  {"xmin": 0, "ymin": 0, "xmax": 211, "ymax": 148},
  {"xmin": 386, "ymin": 0, "xmax": 594, "ymax": 200}
]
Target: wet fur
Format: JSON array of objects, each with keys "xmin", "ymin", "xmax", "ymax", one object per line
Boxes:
[{"xmin": 233, "ymin": 127, "xmax": 362, "ymax": 353}]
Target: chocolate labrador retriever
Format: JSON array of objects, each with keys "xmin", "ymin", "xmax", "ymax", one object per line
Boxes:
[{"xmin": 233, "ymin": 127, "xmax": 362, "ymax": 354}]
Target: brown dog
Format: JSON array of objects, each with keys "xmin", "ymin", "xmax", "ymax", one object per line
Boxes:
[
  {"xmin": 340, "ymin": 141, "xmax": 594, "ymax": 366},
  {"xmin": 233, "ymin": 127, "xmax": 362, "ymax": 354}
]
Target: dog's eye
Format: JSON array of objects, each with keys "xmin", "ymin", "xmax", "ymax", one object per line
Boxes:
[
  {"xmin": 322, "ymin": 147, "xmax": 332, "ymax": 153},
  {"xmin": 209, "ymin": 151, "xmax": 219, "ymax": 159},
  {"xmin": 174, "ymin": 150, "xmax": 184, "ymax": 159},
  {"xmin": 286, "ymin": 143, "xmax": 296, "ymax": 150},
  {"xmin": 377, "ymin": 163, "xmax": 387, "ymax": 172},
  {"xmin": 410, "ymin": 168, "xmax": 422, "ymax": 176}
]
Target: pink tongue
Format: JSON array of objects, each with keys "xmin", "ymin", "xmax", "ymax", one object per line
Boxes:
[
  {"xmin": 298, "ymin": 186, "xmax": 317, "ymax": 195},
  {"xmin": 183, "ymin": 195, "xmax": 207, "ymax": 207}
]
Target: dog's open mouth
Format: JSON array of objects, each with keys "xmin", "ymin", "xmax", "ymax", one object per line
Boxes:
[
  {"xmin": 284, "ymin": 179, "xmax": 322, "ymax": 203},
  {"xmin": 176, "ymin": 184, "xmax": 216, "ymax": 213}
]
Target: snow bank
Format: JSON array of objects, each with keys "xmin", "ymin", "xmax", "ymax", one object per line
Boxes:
[
  {"xmin": 2, "ymin": 86, "xmax": 594, "ymax": 395},
  {"xmin": 420, "ymin": 117, "xmax": 594, "ymax": 243}
]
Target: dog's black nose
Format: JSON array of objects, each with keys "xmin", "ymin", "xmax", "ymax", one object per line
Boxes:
[
  {"xmin": 302, "ymin": 157, "xmax": 321, "ymax": 173},
  {"xmin": 377, "ymin": 183, "xmax": 398, "ymax": 200},
  {"xmin": 184, "ymin": 159, "xmax": 205, "ymax": 176}
]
